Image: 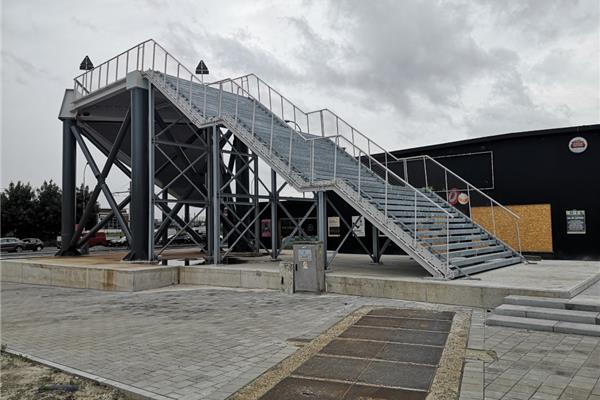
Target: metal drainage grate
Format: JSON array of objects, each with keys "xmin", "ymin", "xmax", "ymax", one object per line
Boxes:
[{"xmin": 259, "ymin": 308, "xmax": 454, "ymax": 400}]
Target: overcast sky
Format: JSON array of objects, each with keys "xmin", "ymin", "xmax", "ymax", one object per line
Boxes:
[{"xmin": 1, "ymin": 0, "xmax": 599, "ymax": 192}]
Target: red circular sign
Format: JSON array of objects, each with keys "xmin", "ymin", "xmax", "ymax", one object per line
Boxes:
[{"xmin": 447, "ymin": 188, "xmax": 459, "ymax": 205}]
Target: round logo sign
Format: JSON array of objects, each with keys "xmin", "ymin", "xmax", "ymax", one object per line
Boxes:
[
  {"xmin": 447, "ymin": 188, "xmax": 459, "ymax": 206},
  {"xmin": 569, "ymin": 137, "xmax": 587, "ymax": 154},
  {"xmin": 458, "ymin": 192, "xmax": 469, "ymax": 205}
]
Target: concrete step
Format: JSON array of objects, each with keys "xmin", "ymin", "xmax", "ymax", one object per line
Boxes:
[
  {"xmin": 505, "ymin": 295, "xmax": 600, "ymax": 313},
  {"xmin": 494, "ymin": 304, "xmax": 600, "ymax": 325},
  {"xmin": 486, "ymin": 314, "xmax": 600, "ymax": 337}
]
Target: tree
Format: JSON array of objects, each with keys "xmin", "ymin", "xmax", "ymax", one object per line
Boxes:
[
  {"xmin": 1, "ymin": 181, "xmax": 37, "ymax": 238},
  {"xmin": 35, "ymin": 181, "xmax": 62, "ymax": 241},
  {"xmin": 76, "ymin": 184, "xmax": 99, "ymax": 230}
]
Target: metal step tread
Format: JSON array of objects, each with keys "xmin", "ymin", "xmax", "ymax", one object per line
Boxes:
[
  {"xmin": 452, "ymin": 256, "xmax": 522, "ymax": 276},
  {"xmin": 486, "ymin": 314, "xmax": 600, "ymax": 337},
  {"xmin": 450, "ymin": 250, "xmax": 513, "ymax": 267}
]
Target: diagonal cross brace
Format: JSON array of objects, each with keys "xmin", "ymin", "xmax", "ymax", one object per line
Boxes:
[
  {"xmin": 70, "ymin": 125, "xmax": 133, "ymax": 244},
  {"xmin": 68, "ymin": 111, "xmax": 131, "ymax": 250},
  {"xmin": 78, "ymin": 195, "xmax": 131, "ymax": 247}
]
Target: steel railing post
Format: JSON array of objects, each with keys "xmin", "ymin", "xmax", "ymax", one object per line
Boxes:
[
  {"xmin": 288, "ymin": 126, "xmax": 293, "ymax": 172},
  {"xmin": 385, "ymin": 168, "xmax": 388, "ymax": 220},
  {"xmin": 176, "ymin": 64, "xmax": 180, "ymax": 97},
  {"xmin": 311, "ymin": 140, "xmax": 315, "ymax": 183},
  {"xmin": 320, "ymin": 110, "xmax": 325, "ymax": 136},
  {"xmin": 446, "ymin": 215, "xmax": 450, "ymax": 274},
  {"xmin": 491, "ymin": 200, "xmax": 497, "ymax": 237},
  {"xmin": 444, "ymin": 170, "xmax": 449, "ymax": 201},
  {"xmin": 152, "ymin": 42, "xmax": 156, "ymax": 70},
  {"xmin": 235, "ymin": 87, "xmax": 239, "ymax": 119},
  {"xmin": 218, "ymin": 82, "xmax": 223, "ymax": 117},
  {"xmin": 357, "ymin": 150, "xmax": 361, "ymax": 199},
  {"xmin": 516, "ymin": 220, "xmax": 522, "ymax": 256},
  {"xmin": 413, "ymin": 191, "xmax": 417, "ymax": 247},
  {"xmin": 423, "ymin": 157, "xmax": 428, "ymax": 189},
  {"xmin": 333, "ymin": 137, "xmax": 338, "ymax": 180},
  {"xmin": 252, "ymin": 101, "xmax": 256, "ymax": 137},
  {"xmin": 269, "ymin": 114, "xmax": 274, "ymax": 154},
  {"xmin": 189, "ymin": 74, "xmax": 193, "ymax": 108},
  {"xmin": 203, "ymin": 81, "xmax": 207, "ymax": 116},
  {"xmin": 163, "ymin": 53, "xmax": 167, "ymax": 85}
]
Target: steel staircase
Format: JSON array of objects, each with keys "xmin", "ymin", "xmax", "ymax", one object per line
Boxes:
[{"xmin": 73, "ymin": 40, "xmax": 524, "ymax": 279}]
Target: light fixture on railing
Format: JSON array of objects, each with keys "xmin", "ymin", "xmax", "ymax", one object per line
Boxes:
[
  {"xmin": 195, "ymin": 60, "xmax": 209, "ymax": 83},
  {"xmin": 80, "ymin": 56, "xmax": 94, "ymax": 71}
]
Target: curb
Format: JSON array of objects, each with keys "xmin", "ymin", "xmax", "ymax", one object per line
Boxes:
[{"xmin": 3, "ymin": 348, "xmax": 173, "ymax": 400}]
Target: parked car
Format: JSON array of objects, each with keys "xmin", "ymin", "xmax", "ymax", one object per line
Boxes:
[
  {"xmin": 56, "ymin": 232, "xmax": 108, "ymax": 249},
  {"xmin": 108, "ymin": 236, "xmax": 128, "ymax": 247},
  {"xmin": 22, "ymin": 238, "xmax": 44, "ymax": 251},
  {"xmin": 0, "ymin": 237, "xmax": 25, "ymax": 253}
]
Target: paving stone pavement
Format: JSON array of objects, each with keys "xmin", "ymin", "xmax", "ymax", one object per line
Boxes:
[
  {"xmin": 2, "ymin": 282, "xmax": 599, "ymax": 400},
  {"xmin": 482, "ymin": 324, "xmax": 600, "ymax": 400},
  {"xmin": 0, "ymin": 283, "xmax": 466, "ymax": 400}
]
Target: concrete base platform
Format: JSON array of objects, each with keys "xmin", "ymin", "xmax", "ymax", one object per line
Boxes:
[
  {"xmin": 325, "ymin": 255, "xmax": 600, "ymax": 308},
  {"xmin": 2, "ymin": 252, "xmax": 599, "ymax": 307},
  {"xmin": 0, "ymin": 253, "xmax": 179, "ymax": 292}
]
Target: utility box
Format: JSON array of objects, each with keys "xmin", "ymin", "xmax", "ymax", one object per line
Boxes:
[{"xmin": 293, "ymin": 242, "xmax": 325, "ymax": 293}]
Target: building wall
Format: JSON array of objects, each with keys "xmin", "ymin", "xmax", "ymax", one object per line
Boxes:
[{"xmin": 388, "ymin": 125, "xmax": 599, "ymax": 260}]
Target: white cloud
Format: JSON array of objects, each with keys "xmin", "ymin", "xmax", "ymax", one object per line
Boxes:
[{"xmin": 1, "ymin": 0, "xmax": 598, "ymax": 191}]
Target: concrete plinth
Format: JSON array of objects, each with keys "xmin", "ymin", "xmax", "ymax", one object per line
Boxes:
[
  {"xmin": 2, "ymin": 252, "xmax": 598, "ymax": 308},
  {"xmin": 1, "ymin": 256, "xmax": 177, "ymax": 292}
]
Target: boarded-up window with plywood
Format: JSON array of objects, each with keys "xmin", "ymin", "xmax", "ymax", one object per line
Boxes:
[{"xmin": 471, "ymin": 204, "xmax": 553, "ymax": 253}]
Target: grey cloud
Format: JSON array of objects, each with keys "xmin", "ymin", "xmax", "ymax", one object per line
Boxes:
[
  {"xmin": 480, "ymin": 0, "xmax": 600, "ymax": 43},
  {"xmin": 286, "ymin": 0, "xmax": 513, "ymax": 115},
  {"xmin": 163, "ymin": 23, "xmax": 300, "ymax": 84}
]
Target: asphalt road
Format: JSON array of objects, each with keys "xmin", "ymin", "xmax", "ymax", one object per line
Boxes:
[{"xmin": 0, "ymin": 246, "xmax": 122, "ymax": 260}]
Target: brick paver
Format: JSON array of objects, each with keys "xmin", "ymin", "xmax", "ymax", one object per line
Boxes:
[
  {"xmin": 484, "ymin": 324, "xmax": 600, "ymax": 400},
  {"xmin": 2, "ymin": 282, "xmax": 599, "ymax": 400},
  {"xmin": 0, "ymin": 283, "xmax": 459, "ymax": 399}
]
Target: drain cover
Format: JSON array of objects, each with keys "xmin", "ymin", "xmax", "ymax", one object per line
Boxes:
[{"xmin": 258, "ymin": 308, "xmax": 454, "ymax": 399}]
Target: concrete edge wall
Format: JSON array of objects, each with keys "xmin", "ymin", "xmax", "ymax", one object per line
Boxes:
[
  {"xmin": 2, "ymin": 261, "xmax": 598, "ymax": 309},
  {"xmin": 324, "ymin": 274, "xmax": 594, "ymax": 309},
  {"xmin": 0, "ymin": 260, "xmax": 178, "ymax": 292},
  {"xmin": 179, "ymin": 266, "xmax": 281, "ymax": 290}
]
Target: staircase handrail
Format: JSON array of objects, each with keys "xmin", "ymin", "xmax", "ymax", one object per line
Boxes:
[
  {"xmin": 393, "ymin": 154, "xmax": 520, "ymax": 220},
  {"xmin": 72, "ymin": 40, "xmax": 452, "ymax": 224}
]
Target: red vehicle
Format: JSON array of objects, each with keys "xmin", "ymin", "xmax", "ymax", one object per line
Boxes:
[
  {"xmin": 85, "ymin": 232, "xmax": 108, "ymax": 247},
  {"xmin": 56, "ymin": 232, "xmax": 108, "ymax": 249}
]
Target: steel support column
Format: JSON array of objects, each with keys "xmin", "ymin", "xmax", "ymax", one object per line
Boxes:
[
  {"xmin": 372, "ymin": 225, "xmax": 382, "ymax": 263},
  {"xmin": 58, "ymin": 119, "xmax": 78, "ymax": 256},
  {"xmin": 212, "ymin": 125, "xmax": 221, "ymax": 264},
  {"xmin": 253, "ymin": 156, "xmax": 260, "ymax": 254},
  {"xmin": 125, "ymin": 86, "xmax": 153, "ymax": 261},
  {"xmin": 270, "ymin": 169, "xmax": 279, "ymax": 260},
  {"xmin": 317, "ymin": 190, "xmax": 328, "ymax": 269}
]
